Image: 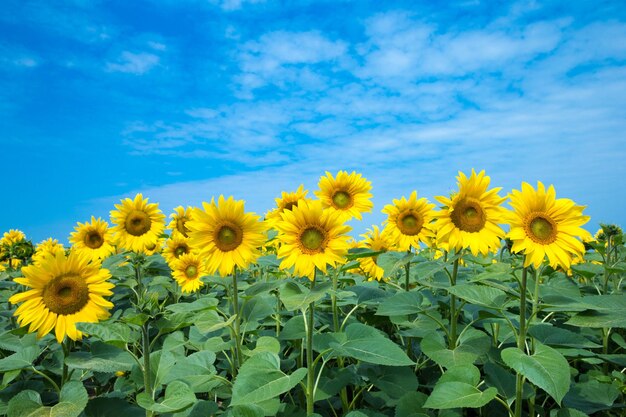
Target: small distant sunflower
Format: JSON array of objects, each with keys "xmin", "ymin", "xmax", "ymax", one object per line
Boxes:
[
  {"xmin": 1, "ymin": 229, "xmax": 26, "ymax": 246},
  {"xmin": 168, "ymin": 206, "xmax": 193, "ymax": 238},
  {"xmin": 70, "ymin": 217, "xmax": 115, "ymax": 261},
  {"xmin": 276, "ymin": 199, "xmax": 351, "ymax": 280},
  {"xmin": 110, "ymin": 194, "xmax": 166, "ymax": 253},
  {"xmin": 507, "ymin": 181, "xmax": 591, "ymax": 270},
  {"xmin": 315, "ymin": 171, "xmax": 373, "ymax": 221},
  {"xmin": 382, "ymin": 191, "xmax": 437, "ymax": 251},
  {"xmin": 171, "ymin": 253, "xmax": 208, "ymax": 293},
  {"xmin": 9, "ymin": 251, "xmax": 114, "ymax": 342},
  {"xmin": 265, "ymin": 185, "xmax": 312, "ymax": 229},
  {"xmin": 32, "ymin": 238, "xmax": 66, "ymax": 264},
  {"xmin": 163, "ymin": 235, "xmax": 194, "ymax": 264},
  {"xmin": 358, "ymin": 226, "xmax": 391, "ymax": 281},
  {"xmin": 434, "ymin": 169, "xmax": 507, "ymax": 256},
  {"xmin": 187, "ymin": 196, "xmax": 266, "ymax": 277}
]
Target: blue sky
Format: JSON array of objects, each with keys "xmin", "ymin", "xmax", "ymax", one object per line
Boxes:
[{"xmin": 1, "ymin": 0, "xmax": 625, "ymax": 244}]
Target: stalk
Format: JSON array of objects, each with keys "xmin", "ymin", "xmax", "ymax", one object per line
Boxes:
[
  {"xmin": 331, "ymin": 271, "xmax": 350, "ymax": 413},
  {"xmin": 449, "ymin": 258, "xmax": 460, "ymax": 349},
  {"xmin": 142, "ymin": 322, "xmax": 155, "ymax": 417},
  {"xmin": 232, "ymin": 267, "xmax": 243, "ymax": 374},
  {"xmin": 306, "ymin": 271, "xmax": 317, "ymax": 415},
  {"xmin": 514, "ymin": 263, "xmax": 529, "ymax": 417}
]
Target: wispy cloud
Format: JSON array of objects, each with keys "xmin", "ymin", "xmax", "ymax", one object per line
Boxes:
[{"xmin": 106, "ymin": 51, "xmax": 160, "ymax": 74}]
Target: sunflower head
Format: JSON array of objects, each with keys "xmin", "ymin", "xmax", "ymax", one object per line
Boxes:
[
  {"xmin": 275, "ymin": 199, "xmax": 351, "ymax": 280},
  {"xmin": 265, "ymin": 185, "xmax": 312, "ymax": 229},
  {"xmin": 357, "ymin": 225, "xmax": 392, "ymax": 281},
  {"xmin": 110, "ymin": 194, "xmax": 166, "ymax": 253},
  {"xmin": 314, "ymin": 171, "xmax": 373, "ymax": 222},
  {"xmin": 168, "ymin": 206, "xmax": 193, "ymax": 238},
  {"xmin": 70, "ymin": 216, "xmax": 115, "ymax": 261},
  {"xmin": 382, "ymin": 191, "xmax": 437, "ymax": 251},
  {"xmin": 1, "ymin": 229, "xmax": 26, "ymax": 246},
  {"xmin": 434, "ymin": 169, "xmax": 507, "ymax": 256},
  {"xmin": 187, "ymin": 196, "xmax": 266, "ymax": 277},
  {"xmin": 507, "ymin": 181, "xmax": 591, "ymax": 270},
  {"xmin": 9, "ymin": 251, "xmax": 114, "ymax": 342},
  {"xmin": 32, "ymin": 238, "xmax": 66, "ymax": 265},
  {"xmin": 163, "ymin": 235, "xmax": 194, "ymax": 264},
  {"xmin": 171, "ymin": 253, "xmax": 208, "ymax": 294}
]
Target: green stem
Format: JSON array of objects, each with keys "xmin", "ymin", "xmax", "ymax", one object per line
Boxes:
[
  {"xmin": 404, "ymin": 260, "xmax": 410, "ymax": 291},
  {"xmin": 232, "ymin": 268, "xmax": 243, "ymax": 374},
  {"xmin": 61, "ymin": 339, "xmax": 70, "ymax": 386},
  {"xmin": 306, "ymin": 271, "xmax": 317, "ymax": 416},
  {"xmin": 331, "ymin": 272, "xmax": 350, "ymax": 413},
  {"xmin": 449, "ymin": 258, "xmax": 460, "ymax": 349},
  {"xmin": 514, "ymin": 263, "xmax": 528, "ymax": 417},
  {"xmin": 142, "ymin": 323, "xmax": 154, "ymax": 417}
]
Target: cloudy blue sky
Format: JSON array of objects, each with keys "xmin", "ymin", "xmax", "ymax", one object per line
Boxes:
[{"xmin": 1, "ymin": 0, "xmax": 625, "ymax": 244}]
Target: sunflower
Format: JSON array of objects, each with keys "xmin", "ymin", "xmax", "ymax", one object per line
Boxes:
[
  {"xmin": 32, "ymin": 238, "xmax": 66, "ymax": 265},
  {"xmin": 168, "ymin": 206, "xmax": 193, "ymax": 238},
  {"xmin": 381, "ymin": 191, "xmax": 437, "ymax": 251},
  {"xmin": 69, "ymin": 217, "xmax": 115, "ymax": 261},
  {"xmin": 434, "ymin": 169, "xmax": 507, "ymax": 256},
  {"xmin": 163, "ymin": 235, "xmax": 194, "ymax": 264},
  {"xmin": 265, "ymin": 185, "xmax": 312, "ymax": 230},
  {"xmin": 507, "ymin": 181, "xmax": 591, "ymax": 270},
  {"xmin": 0, "ymin": 229, "xmax": 27, "ymax": 266},
  {"xmin": 110, "ymin": 194, "xmax": 166, "ymax": 253},
  {"xmin": 8, "ymin": 251, "xmax": 114, "ymax": 342},
  {"xmin": 1, "ymin": 229, "xmax": 26, "ymax": 246},
  {"xmin": 171, "ymin": 253, "xmax": 208, "ymax": 293},
  {"xmin": 187, "ymin": 196, "xmax": 266, "ymax": 276},
  {"xmin": 315, "ymin": 171, "xmax": 373, "ymax": 222},
  {"xmin": 275, "ymin": 199, "xmax": 351, "ymax": 280},
  {"xmin": 358, "ymin": 226, "xmax": 391, "ymax": 281}
]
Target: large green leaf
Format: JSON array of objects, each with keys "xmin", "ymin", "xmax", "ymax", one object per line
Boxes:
[
  {"xmin": 136, "ymin": 381, "xmax": 196, "ymax": 413},
  {"xmin": 76, "ymin": 322, "xmax": 139, "ymax": 347},
  {"xmin": 424, "ymin": 382, "xmax": 498, "ymax": 409},
  {"xmin": 330, "ymin": 323, "xmax": 414, "ymax": 366},
  {"xmin": 563, "ymin": 379, "xmax": 620, "ymax": 414},
  {"xmin": 0, "ymin": 346, "xmax": 40, "ymax": 372},
  {"xmin": 528, "ymin": 324, "xmax": 601, "ymax": 348},
  {"xmin": 447, "ymin": 284, "xmax": 509, "ymax": 310},
  {"xmin": 279, "ymin": 281, "xmax": 332, "ymax": 311},
  {"xmin": 230, "ymin": 352, "xmax": 307, "ymax": 406},
  {"xmin": 65, "ymin": 342, "xmax": 135, "ymax": 373},
  {"xmin": 7, "ymin": 381, "xmax": 88, "ymax": 417},
  {"xmin": 360, "ymin": 364, "xmax": 419, "ymax": 400},
  {"xmin": 377, "ymin": 251, "xmax": 414, "ymax": 278},
  {"xmin": 84, "ymin": 398, "xmax": 143, "ymax": 417},
  {"xmin": 161, "ymin": 351, "xmax": 218, "ymax": 392},
  {"xmin": 420, "ymin": 329, "xmax": 490, "ymax": 368},
  {"xmin": 375, "ymin": 291, "xmax": 424, "ymax": 316},
  {"xmin": 502, "ymin": 342, "xmax": 570, "ymax": 405}
]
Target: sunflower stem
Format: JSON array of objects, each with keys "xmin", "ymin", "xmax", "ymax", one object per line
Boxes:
[
  {"xmin": 306, "ymin": 271, "xmax": 317, "ymax": 415},
  {"xmin": 61, "ymin": 338, "xmax": 70, "ymax": 386},
  {"xmin": 514, "ymin": 263, "xmax": 529, "ymax": 417},
  {"xmin": 448, "ymin": 258, "xmax": 460, "ymax": 349},
  {"xmin": 231, "ymin": 267, "xmax": 243, "ymax": 376},
  {"xmin": 404, "ymin": 259, "xmax": 410, "ymax": 291},
  {"xmin": 331, "ymin": 271, "xmax": 350, "ymax": 414},
  {"xmin": 142, "ymin": 322, "xmax": 155, "ymax": 417}
]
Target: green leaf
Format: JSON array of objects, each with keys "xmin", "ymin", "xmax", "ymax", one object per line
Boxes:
[
  {"xmin": 447, "ymin": 284, "xmax": 509, "ymax": 310},
  {"xmin": 563, "ymin": 379, "xmax": 620, "ymax": 414},
  {"xmin": 84, "ymin": 398, "xmax": 143, "ymax": 417},
  {"xmin": 279, "ymin": 316, "xmax": 306, "ymax": 340},
  {"xmin": 360, "ymin": 364, "xmax": 419, "ymax": 400},
  {"xmin": 279, "ymin": 281, "xmax": 331, "ymax": 311},
  {"xmin": 424, "ymin": 382, "xmax": 497, "ymax": 409},
  {"xmin": 566, "ymin": 311, "xmax": 626, "ymax": 328},
  {"xmin": 7, "ymin": 382, "xmax": 88, "ymax": 417},
  {"xmin": 375, "ymin": 291, "xmax": 424, "ymax": 316},
  {"xmin": 182, "ymin": 400, "xmax": 220, "ymax": 417},
  {"xmin": 76, "ymin": 322, "xmax": 139, "ymax": 347},
  {"xmin": 395, "ymin": 391, "xmax": 428, "ymax": 417},
  {"xmin": 330, "ymin": 323, "xmax": 414, "ymax": 366},
  {"xmin": 528, "ymin": 324, "xmax": 602, "ymax": 348},
  {"xmin": 502, "ymin": 342, "xmax": 570, "ymax": 405},
  {"xmin": 245, "ymin": 336, "xmax": 280, "ymax": 355},
  {"xmin": 378, "ymin": 251, "xmax": 413, "ymax": 278},
  {"xmin": 242, "ymin": 294, "xmax": 275, "ymax": 324},
  {"xmin": 7, "ymin": 390, "xmax": 43, "ymax": 417},
  {"xmin": 420, "ymin": 329, "xmax": 490, "ymax": 369},
  {"xmin": 231, "ymin": 352, "xmax": 308, "ymax": 406},
  {"xmin": 0, "ymin": 346, "xmax": 40, "ymax": 372},
  {"xmin": 194, "ymin": 310, "xmax": 236, "ymax": 333},
  {"xmin": 232, "ymin": 404, "xmax": 265, "ymax": 417},
  {"xmin": 65, "ymin": 342, "xmax": 135, "ymax": 373},
  {"xmin": 161, "ymin": 351, "xmax": 218, "ymax": 392},
  {"xmin": 549, "ymin": 409, "xmax": 590, "ymax": 417},
  {"xmin": 136, "ymin": 381, "xmax": 196, "ymax": 413}
]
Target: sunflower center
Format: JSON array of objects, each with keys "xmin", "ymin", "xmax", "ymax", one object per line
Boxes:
[
  {"xmin": 185, "ymin": 265, "xmax": 198, "ymax": 279},
  {"xmin": 526, "ymin": 213, "xmax": 557, "ymax": 244},
  {"xmin": 283, "ymin": 201, "xmax": 297, "ymax": 211},
  {"xmin": 42, "ymin": 274, "xmax": 90, "ymax": 315},
  {"xmin": 174, "ymin": 245, "xmax": 189, "ymax": 258},
  {"xmin": 450, "ymin": 198, "xmax": 486, "ymax": 233},
  {"xmin": 84, "ymin": 231, "xmax": 104, "ymax": 249},
  {"xmin": 300, "ymin": 227, "xmax": 327, "ymax": 253},
  {"xmin": 398, "ymin": 212, "xmax": 424, "ymax": 236},
  {"xmin": 332, "ymin": 191, "xmax": 353, "ymax": 209},
  {"xmin": 215, "ymin": 222, "xmax": 243, "ymax": 252},
  {"xmin": 176, "ymin": 217, "xmax": 189, "ymax": 237},
  {"xmin": 125, "ymin": 210, "xmax": 152, "ymax": 237}
]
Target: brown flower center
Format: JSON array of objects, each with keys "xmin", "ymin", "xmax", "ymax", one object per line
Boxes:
[
  {"xmin": 332, "ymin": 190, "xmax": 353, "ymax": 209},
  {"xmin": 185, "ymin": 264, "xmax": 198, "ymax": 279},
  {"xmin": 398, "ymin": 212, "xmax": 424, "ymax": 236},
  {"xmin": 283, "ymin": 201, "xmax": 297, "ymax": 211},
  {"xmin": 174, "ymin": 244, "xmax": 189, "ymax": 258},
  {"xmin": 125, "ymin": 210, "xmax": 152, "ymax": 236},
  {"xmin": 215, "ymin": 222, "xmax": 243, "ymax": 252},
  {"xmin": 525, "ymin": 213, "xmax": 557, "ymax": 244},
  {"xmin": 84, "ymin": 231, "xmax": 104, "ymax": 249},
  {"xmin": 299, "ymin": 227, "xmax": 327, "ymax": 254},
  {"xmin": 42, "ymin": 274, "xmax": 90, "ymax": 315},
  {"xmin": 450, "ymin": 198, "xmax": 486, "ymax": 233}
]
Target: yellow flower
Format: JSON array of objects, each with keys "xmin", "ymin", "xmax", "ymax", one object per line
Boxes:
[
  {"xmin": 9, "ymin": 251, "xmax": 114, "ymax": 342},
  {"xmin": 265, "ymin": 185, "xmax": 312, "ymax": 230},
  {"xmin": 275, "ymin": 199, "xmax": 351, "ymax": 280},
  {"xmin": 32, "ymin": 238, "xmax": 66, "ymax": 265},
  {"xmin": 163, "ymin": 235, "xmax": 195, "ymax": 264},
  {"xmin": 168, "ymin": 206, "xmax": 193, "ymax": 238},
  {"xmin": 171, "ymin": 253, "xmax": 208, "ymax": 293},
  {"xmin": 110, "ymin": 194, "xmax": 166, "ymax": 253},
  {"xmin": 507, "ymin": 181, "xmax": 591, "ymax": 270},
  {"xmin": 315, "ymin": 171, "xmax": 373, "ymax": 222},
  {"xmin": 187, "ymin": 196, "xmax": 266, "ymax": 276},
  {"xmin": 381, "ymin": 191, "xmax": 437, "ymax": 251},
  {"xmin": 434, "ymin": 169, "xmax": 507, "ymax": 256},
  {"xmin": 358, "ymin": 226, "xmax": 391, "ymax": 281},
  {"xmin": 70, "ymin": 217, "xmax": 115, "ymax": 261}
]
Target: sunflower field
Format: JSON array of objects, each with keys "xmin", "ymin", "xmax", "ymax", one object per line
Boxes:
[{"xmin": 0, "ymin": 170, "xmax": 624, "ymax": 417}]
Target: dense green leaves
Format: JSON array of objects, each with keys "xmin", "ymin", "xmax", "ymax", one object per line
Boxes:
[{"xmin": 7, "ymin": 381, "xmax": 88, "ymax": 417}]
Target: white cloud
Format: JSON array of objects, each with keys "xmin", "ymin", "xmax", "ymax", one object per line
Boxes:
[{"xmin": 106, "ymin": 51, "xmax": 160, "ymax": 74}]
